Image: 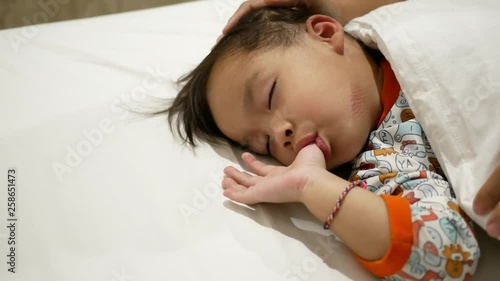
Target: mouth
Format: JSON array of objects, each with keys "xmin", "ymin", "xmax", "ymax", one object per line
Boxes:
[
  {"xmin": 295, "ymin": 134, "xmax": 331, "ymax": 162},
  {"xmin": 315, "ymin": 136, "xmax": 331, "ymax": 162}
]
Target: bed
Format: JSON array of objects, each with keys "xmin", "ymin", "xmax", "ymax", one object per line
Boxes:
[{"xmin": 0, "ymin": 0, "xmax": 499, "ymax": 280}]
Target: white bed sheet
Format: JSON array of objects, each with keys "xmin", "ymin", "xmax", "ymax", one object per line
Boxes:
[
  {"xmin": 0, "ymin": 1, "xmax": 375, "ymax": 280},
  {"xmin": 0, "ymin": 1, "xmax": 498, "ymax": 281}
]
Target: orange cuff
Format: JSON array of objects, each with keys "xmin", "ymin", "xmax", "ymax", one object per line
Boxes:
[{"xmin": 355, "ymin": 195, "xmax": 413, "ymax": 277}]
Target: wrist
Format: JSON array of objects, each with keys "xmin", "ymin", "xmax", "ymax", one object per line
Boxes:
[
  {"xmin": 299, "ymin": 173, "xmax": 391, "ymax": 261},
  {"xmin": 298, "ymin": 168, "xmax": 348, "ymax": 204}
]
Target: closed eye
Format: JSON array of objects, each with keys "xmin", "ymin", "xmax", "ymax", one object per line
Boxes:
[
  {"xmin": 268, "ymin": 80, "xmax": 276, "ymax": 109},
  {"xmin": 266, "ymin": 136, "xmax": 271, "ymax": 155},
  {"xmin": 266, "ymin": 80, "xmax": 276, "ymax": 155}
]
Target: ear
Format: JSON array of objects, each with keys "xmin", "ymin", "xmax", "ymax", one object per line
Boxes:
[{"xmin": 306, "ymin": 15, "xmax": 345, "ymax": 55}]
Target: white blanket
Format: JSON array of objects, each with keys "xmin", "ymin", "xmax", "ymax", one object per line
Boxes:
[{"xmin": 346, "ymin": 0, "xmax": 500, "ymax": 232}]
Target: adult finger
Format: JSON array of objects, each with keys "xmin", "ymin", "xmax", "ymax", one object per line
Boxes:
[
  {"xmin": 473, "ymin": 165, "xmax": 500, "ymax": 215},
  {"xmin": 223, "ymin": 166, "xmax": 260, "ymax": 187},
  {"xmin": 222, "ymin": 0, "xmax": 300, "ymax": 34},
  {"xmin": 486, "ymin": 205, "xmax": 500, "ymax": 238}
]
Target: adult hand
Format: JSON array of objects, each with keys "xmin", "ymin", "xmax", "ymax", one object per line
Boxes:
[
  {"xmin": 473, "ymin": 165, "xmax": 500, "ymax": 238},
  {"xmin": 222, "ymin": 144, "xmax": 326, "ymax": 205},
  {"xmin": 222, "ymin": 0, "xmax": 326, "ymax": 35},
  {"xmin": 221, "ymin": 0, "xmax": 402, "ymax": 36}
]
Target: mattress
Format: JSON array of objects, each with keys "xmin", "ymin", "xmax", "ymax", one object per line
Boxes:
[{"xmin": 0, "ymin": 0, "xmax": 498, "ymax": 280}]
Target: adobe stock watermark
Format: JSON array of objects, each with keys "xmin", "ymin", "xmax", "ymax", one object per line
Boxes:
[
  {"xmin": 178, "ymin": 169, "xmax": 225, "ymax": 224},
  {"xmin": 367, "ymin": 3, "xmax": 403, "ymax": 30},
  {"xmin": 51, "ymin": 65, "xmax": 169, "ymax": 183},
  {"xmin": 424, "ymin": 73, "xmax": 499, "ymax": 151},
  {"xmin": 211, "ymin": 0, "xmax": 244, "ymax": 21},
  {"xmin": 109, "ymin": 268, "xmax": 134, "ymax": 281},
  {"xmin": 454, "ymin": 75, "xmax": 498, "ymax": 119},
  {"xmin": 7, "ymin": 0, "xmax": 71, "ymax": 53},
  {"xmin": 282, "ymin": 235, "xmax": 341, "ymax": 281},
  {"xmin": 51, "ymin": 119, "xmax": 115, "ymax": 182}
]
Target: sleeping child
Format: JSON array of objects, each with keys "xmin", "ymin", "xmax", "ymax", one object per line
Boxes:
[{"xmin": 159, "ymin": 6, "xmax": 480, "ymax": 281}]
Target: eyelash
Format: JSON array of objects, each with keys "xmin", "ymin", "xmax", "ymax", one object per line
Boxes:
[
  {"xmin": 266, "ymin": 80, "xmax": 277, "ymax": 155},
  {"xmin": 268, "ymin": 80, "xmax": 276, "ymax": 109}
]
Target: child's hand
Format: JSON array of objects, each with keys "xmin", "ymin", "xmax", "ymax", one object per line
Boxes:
[
  {"xmin": 222, "ymin": 144, "xmax": 326, "ymax": 205},
  {"xmin": 473, "ymin": 165, "xmax": 500, "ymax": 237}
]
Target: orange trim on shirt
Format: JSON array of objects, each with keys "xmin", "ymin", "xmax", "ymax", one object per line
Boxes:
[
  {"xmin": 377, "ymin": 60, "xmax": 401, "ymax": 127},
  {"xmin": 355, "ymin": 195, "xmax": 413, "ymax": 277}
]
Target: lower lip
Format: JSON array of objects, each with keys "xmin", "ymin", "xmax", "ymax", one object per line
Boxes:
[{"xmin": 315, "ymin": 137, "xmax": 331, "ymax": 162}]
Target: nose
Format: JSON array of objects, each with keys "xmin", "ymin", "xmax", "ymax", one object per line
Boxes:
[{"xmin": 269, "ymin": 116, "xmax": 294, "ymax": 149}]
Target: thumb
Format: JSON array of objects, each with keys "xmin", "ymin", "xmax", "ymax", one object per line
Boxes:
[{"xmin": 293, "ymin": 144, "xmax": 326, "ymax": 169}]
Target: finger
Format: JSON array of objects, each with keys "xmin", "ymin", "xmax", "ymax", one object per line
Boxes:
[
  {"xmin": 222, "ymin": 0, "xmax": 297, "ymax": 34},
  {"xmin": 226, "ymin": 174, "xmax": 298, "ymax": 204},
  {"xmin": 222, "ymin": 178, "xmax": 260, "ymax": 204},
  {"xmin": 223, "ymin": 188, "xmax": 258, "ymax": 205},
  {"xmin": 223, "ymin": 166, "xmax": 260, "ymax": 187},
  {"xmin": 213, "ymin": 34, "xmax": 224, "ymax": 49},
  {"xmin": 241, "ymin": 152, "xmax": 274, "ymax": 176},
  {"xmin": 473, "ymin": 165, "xmax": 500, "ymax": 215},
  {"xmin": 223, "ymin": 0, "xmax": 264, "ymax": 34},
  {"xmin": 222, "ymin": 176, "xmax": 247, "ymax": 192},
  {"xmin": 293, "ymin": 144, "xmax": 326, "ymax": 169},
  {"xmin": 486, "ymin": 205, "xmax": 500, "ymax": 237}
]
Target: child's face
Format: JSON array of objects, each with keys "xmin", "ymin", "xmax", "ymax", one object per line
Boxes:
[{"xmin": 207, "ymin": 16, "xmax": 382, "ymax": 170}]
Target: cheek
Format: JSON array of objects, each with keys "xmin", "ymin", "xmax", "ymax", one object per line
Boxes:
[{"xmin": 349, "ymin": 84, "xmax": 367, "ymax": 120}]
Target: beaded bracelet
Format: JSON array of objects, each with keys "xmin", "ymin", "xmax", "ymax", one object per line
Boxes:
[{"xmin": 323, "ymin": 180, "xmax": 367, "ymax": 230}]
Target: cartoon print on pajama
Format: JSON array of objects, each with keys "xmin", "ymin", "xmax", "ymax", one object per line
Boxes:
[
  {"xmin": 349, "ymin": 92, "xmax": 479, "ymax": 280},
  {"xmin": 394, "ymin": 121, "xmax": 423, "ymax": 143}
]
